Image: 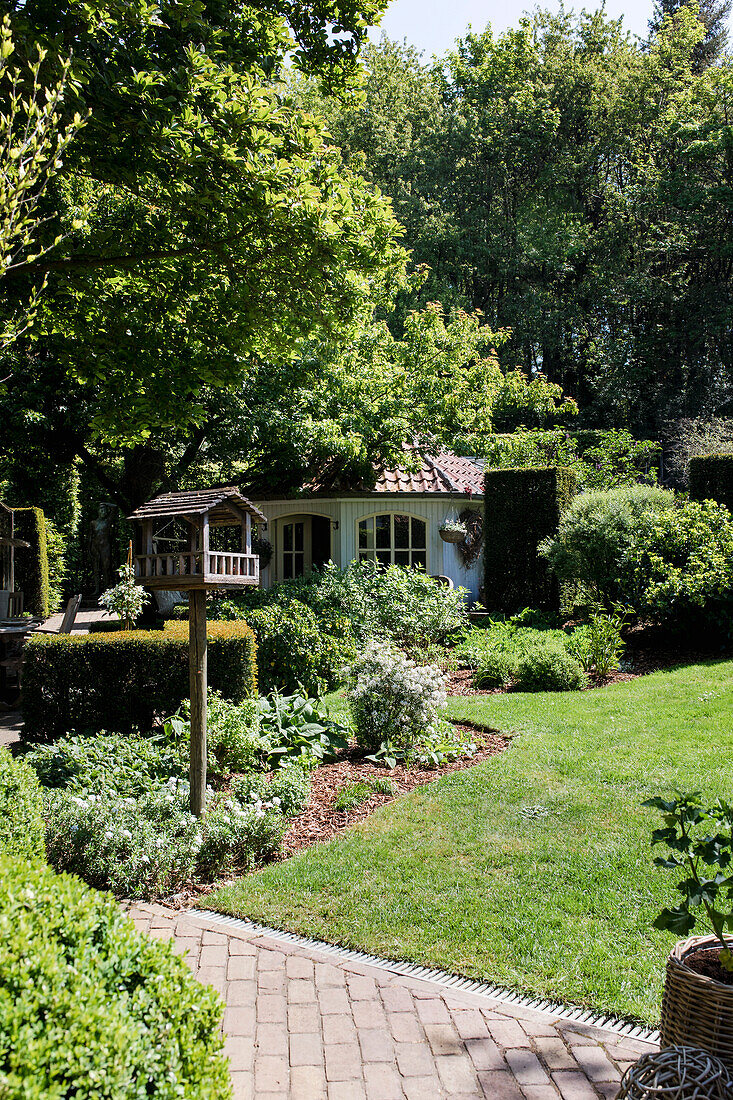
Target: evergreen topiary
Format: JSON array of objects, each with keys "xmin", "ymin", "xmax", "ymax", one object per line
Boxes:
[{"xmin": 0, "ymin": 857, "xmax": 232, "ymax": 1097}]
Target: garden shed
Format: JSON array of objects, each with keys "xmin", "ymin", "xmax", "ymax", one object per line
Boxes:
[{"xmin": 251, "ymin": 450, "xmax": 486, "ymax": 602}]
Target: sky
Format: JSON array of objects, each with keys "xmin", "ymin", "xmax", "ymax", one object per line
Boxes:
[{"xmin": 369, "ymin": 0, "xmax": 730, "ymax": 55}]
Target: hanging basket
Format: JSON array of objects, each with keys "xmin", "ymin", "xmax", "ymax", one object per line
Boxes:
[
  {"xmin": 660, "ymin": 935, "xmax": 733, "ymax": 1069},
  {"xmin": 439, "ymin": 523, "xmax": 467, "ymax": 544}
]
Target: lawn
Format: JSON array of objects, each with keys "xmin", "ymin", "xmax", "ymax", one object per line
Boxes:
[{"xmin": 208, "ymin": 659, "xmax": 733, "ymax": 1024}]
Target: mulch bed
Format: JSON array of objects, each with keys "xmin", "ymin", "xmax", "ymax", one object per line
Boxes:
[
  {"xmin": 172, "ymin": 724, "xmax": 508, "ymax": 907},
  {"xmin": 280, "ymin": 723, "xmax": 508, "ymax": 858}
]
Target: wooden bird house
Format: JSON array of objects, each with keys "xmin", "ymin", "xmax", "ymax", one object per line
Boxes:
[
  {"xmin": 127, "ymin": 487, "xmax": 266, "ymax": 816},
  {"xmin": 127, "ymin": 486, "xmax": 266, "ymax": 590}
]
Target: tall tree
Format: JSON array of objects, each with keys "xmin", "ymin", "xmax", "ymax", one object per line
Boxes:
[
  {"xmin": 0, "ymin": 0, "xmax": 409, "ymax": 509},
  {"xmin": 649, "ymin": 0, "xmax": 731, "ymax": 70}
]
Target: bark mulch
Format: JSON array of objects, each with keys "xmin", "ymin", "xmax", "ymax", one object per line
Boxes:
[{"xmin": 280, "ymin": 723, "xmax": 508, "ymax": 858}]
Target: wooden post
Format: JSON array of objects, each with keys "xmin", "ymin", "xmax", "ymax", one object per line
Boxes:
[{"xmin": 189, "ymin": 588, "xmax": 207, "ymax": 816}]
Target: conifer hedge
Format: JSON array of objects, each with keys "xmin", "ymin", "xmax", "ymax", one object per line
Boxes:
[
  {"xmin": 12, "ymin": 507, "xmax": 50, "ymax": 618},
  {"xmin": 689, "ymin": 453, "xmax": 733, "ymax": 515},
  {"xmin": 483, "ymin": 467, "xmax": 577, "ymax": 613}
]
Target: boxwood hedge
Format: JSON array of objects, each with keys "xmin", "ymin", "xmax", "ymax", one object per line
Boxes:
[
  {"xmin": 0, "ymin": 749, "xmax": 45, "ymax": 861},
  {"xmin": 22, "ymin": 621, "xmax": 257, "ymax": 741},
  {"xmin": 0, "ymin": 857, "xmax": 231, "ymax": 1098}
]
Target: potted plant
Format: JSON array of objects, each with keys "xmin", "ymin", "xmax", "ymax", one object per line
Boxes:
[
  {"xmin": 439, "ymin": 519, "xmax": 467, "ymax": 544},
  {"xmin": 645, "ymin": 793, "xmax": 733, "ymax": 1067}
]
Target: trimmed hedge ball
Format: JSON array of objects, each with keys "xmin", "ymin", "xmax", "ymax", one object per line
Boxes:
[{"xmin": 0, "ymin": 857, "xmax": 232, "ymax": 1098}]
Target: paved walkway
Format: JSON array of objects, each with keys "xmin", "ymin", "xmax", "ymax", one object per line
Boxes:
[{"xmin": 128, "ymin": 904, "xmax": 656, "ymax": 1100}]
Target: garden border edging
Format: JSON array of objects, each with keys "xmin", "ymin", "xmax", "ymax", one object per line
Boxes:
[{"xmin": 192, "ymin": 907, "xmax": 659, "ymax": 1044}]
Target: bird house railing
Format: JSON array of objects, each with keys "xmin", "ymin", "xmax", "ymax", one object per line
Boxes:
[{"xmin": 134, "ymin": 550, "xmax": 259, "ymax": 587}]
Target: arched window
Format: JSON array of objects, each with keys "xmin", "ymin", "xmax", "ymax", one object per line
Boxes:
[{"xmin": 357, "ymin": 514, "xmax": 427, "ymax": 569}]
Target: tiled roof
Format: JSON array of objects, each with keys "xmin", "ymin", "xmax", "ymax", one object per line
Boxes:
[
  {"xmin": 374, "ymin": 451, "xmax": 484, "ymax": 495},
  {"xmin": 128, "ymin": 487, "xmax": 266, "ymax": 524}
]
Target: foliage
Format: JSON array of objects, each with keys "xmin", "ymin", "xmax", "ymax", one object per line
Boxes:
[
  {"xmin": 689, "ymin": 452, "xmax": 733, "ymax": 515},
  {"xmin": 173, "ymin": 693, "xmax": 269, "ymax": 779},
  {"xmin": 512, "ymin": 645, "xmax": 587, "ymax": 693},
  {"xmin": 23, "ymin": 731, "xmax": 185, "ymax": 796},
  {"xmin": 0, "ymin": 17, "xmax": 85, "ymax": 355},
  {"xmin": 618, "ymin": 499, "xmax": 733, "ymax": 632},
  {"xmin": 256, "ymin": 690, "xmax": 350, "ymax": 767},
  {"xmin": 99, "ymin": 559, "xmax": 148, "ymax": 629},
  {"xmin": 484, "ymin": 430, "xmax": 660, "ymax": 492},
  {"xmin": 346, "ymin": 641, "xmax": 448, "ymax": 755},
  {"xmin": 23, "ymin": 621, "xmax": 257, "ymax": 741},
  {"xmin": 645, "ymin": 793, "xmax": 733, "ymax": 967},
  {"xmin": 222, "ymin": 560, "xmax": 469, "ymax": 649},
  {"xmin": 483, "ymin": 467, "xmax": 577, "ymax": 614},
  {"xmin": 44, "ymin": 777, "xmax": 286, "ymax": 899},
  {"xmin": 309, "ymin": 14, "xmax": 733, "ymax": 435},
  {"xmin": 567, "ymin": 609, "xmax": 627, "ymax": 679},
  {"xmin": 0, "ymin": 856, "xmax": 231, "ymax": 1098},
  {"xmin": 463, "ymin": 622, "xmax": 587, "ymax": 692},
  {"xmin": 11, "ymin": 505, "xmax": 50, "ymax": 617},
  {"xmin": 0, "ymin": 749, "xmax": 44, "ymax": 861},
  {"xmin": 648, "ymin": 0, "xmax": 730, "ymax": 70},
  {"xmin": 243, "ymin": 600, "xmax": 356, "ymax": 694},
  {"xmin": 668, "ymin": 419, "xmax": 733, "ymax": 486},
  {"xmin": 333, "ymin": 777, "xmax": 395, "ymax": 812},
  {"xmin": 232, "ymin": 761, "xmax": 313, "ymax": 818},
  {"xmin": 540, "ymin": 486, "xmax": 675, "ymax": 609},
  {"xmin": 44, "ymin": 518, "xmax": 66, "ymax": 613}
]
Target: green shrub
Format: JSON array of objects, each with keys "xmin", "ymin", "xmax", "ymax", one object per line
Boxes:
[
  {"xmin": 513, "ymin": 645, "xmax": 587, "ymax": 692},
  {"xmin": 485, "ymin": 429, "xmax": 660, "ymax": 491},
  {"xmin": 567, "ymin": 609, "xmax": 626, "ymax": 678},
  {"xmin": 22, "ymin": 621, "xmax": 257, "ymax": 741},
  {"xmin": 172, "ymin": 692, "xmax": 269, "ymax": 778},
  {"xmin": 0, "ymin": 749, "xmax": 45, "ymax": 861},
  {"xmin": 540, "ymin": 485, "xmax": 675, "ymax": 608},
  {"xmin": 474, "ymin": 651, "xmax": 514, "ymax": 689},
  {"xmin": 618, "ymin": 498, "xmax": 733, "ymax": 632},
  {"xmin": 214, "ymin": 559, "xmax": 468, "ymax": 649},
  {"xmin": 23, "ymin": 731, "xmax": 185, "ymax": 795},
  {"xmin": 243, "ymin": 599, "xmax": 356, "ymax": 693},
  {"xmin": 483, "ymin": 467, "xmax": 577, "ymax": 614},
  {"xmin": 44, "ymin": 778, "xmax": 286, "ymax": 899},
  {"xmin": 12, "ymin": 506, "xmax": 51, "ymax": 617},
  {"xmin": 689, "ymin": 453, "xmax": 733, "ymax": 514},
  {"xmin": 0, "ymin": 856, "xmax": 231, "ymax": 1097}
]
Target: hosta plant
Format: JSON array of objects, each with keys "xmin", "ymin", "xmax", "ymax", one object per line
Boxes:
[{"xmin": 645, "ymin": 793, "xmax": 733, "ymax": 970}]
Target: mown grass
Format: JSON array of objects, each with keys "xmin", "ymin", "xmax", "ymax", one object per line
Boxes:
[{"xmin": 208, "ymin": 659, "xmax": 733, "ymax": 1024}]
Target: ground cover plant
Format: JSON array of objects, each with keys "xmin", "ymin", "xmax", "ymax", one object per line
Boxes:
[{"xmin": 207, "ymin": 658, "xmax": 733, "ymax": 1024}]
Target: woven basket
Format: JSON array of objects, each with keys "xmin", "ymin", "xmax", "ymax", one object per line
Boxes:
[
  {"xmin": 439, "ymin": 528, "xmax": 465, "ymax": 544},
  {"xmin": 660, "ymin": 935, "xmax": 733, "ymax": 1068}
]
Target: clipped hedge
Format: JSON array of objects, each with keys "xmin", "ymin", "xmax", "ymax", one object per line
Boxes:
[
  {"xmin": 12, "ymin": 507, "xmax": 50, "ymax": 618},
  {"xmin": 689, "ymin": 453, "xmax": 733, "ymax": 514},
  {"xmin": 0, "ymin": 749, "xmax": 45, "ymax": 861},
  {"xmin": 0, "ymin": 857, "xmax": 231, "ymax": 1098},
  {"xmin": 484, "ymin": 467, "xmax": 577, "ymax": 613},
  {"xmin": 22, "ymin": 621, "xmax": 257, "ymax": 742}
]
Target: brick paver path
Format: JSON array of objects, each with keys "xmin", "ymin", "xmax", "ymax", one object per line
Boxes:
[{"xmin": 128, "ymin": 904, "xmax": 656, "ymax": 1100}]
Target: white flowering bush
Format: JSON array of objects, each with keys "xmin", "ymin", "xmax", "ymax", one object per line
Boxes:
[
  {"xmin": 44, "ymin": 776, "xmax": 286, "ymax": 899},
  {"xmin": 99, "ymin": 561, "xmax": 149, "ymax": 629},
  {"xmin": 346, "ymin": 641, "xmax": 449, "ymax": 755},
  {"xmin": 45, "ymin": 780, "xmax": 201, "ymax": 899},
  {"xmin": 232, "ymin": 759, "xmax": 312, "ymax": 816}
]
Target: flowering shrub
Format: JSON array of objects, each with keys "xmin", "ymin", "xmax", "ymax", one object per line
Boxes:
[
  {"xmin": 346, "ymin": 641, "xmax": 448, "ymax": 754},
  {"xmin": 44, "ymin": 778, "xmax": 286, "ymax": 899},
  {"xmin": 232, "ymin": 760, "xmax": 312, "ymax": 816},
  {"xmin": 195, "ymin": 793, "xmax": 285, "ymax": 878},
  {"xmin": 99, "ymin": 560, "xmax": 149, "ymax": 629},
  {"xmin": 45, "ymin": 781, "xmax": 201, "ymax": 899}
]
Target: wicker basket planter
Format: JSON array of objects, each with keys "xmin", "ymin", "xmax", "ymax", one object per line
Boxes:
[
  {"xmin": 660, "ymin": 935, "xmax": 733, "ymax": 1068},
  {"xmin": 439, "ymin": 526, "xmax": 466, "ymax": 544}
]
